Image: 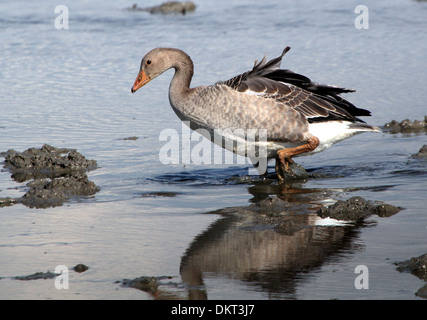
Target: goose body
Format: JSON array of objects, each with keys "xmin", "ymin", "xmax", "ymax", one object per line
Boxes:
[{"xmin": 131, "ymin": 47, "xmax": 379, "ymax": 179}]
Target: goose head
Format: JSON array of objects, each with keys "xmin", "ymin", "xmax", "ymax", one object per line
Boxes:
[{"xmin": 131, "ymin": 48, "xmax": 192, "ymax": 93}]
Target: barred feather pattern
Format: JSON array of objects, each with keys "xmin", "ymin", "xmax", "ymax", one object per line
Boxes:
[{"xmin": 219, "ymin": 46, "xmax": 371, "ymax": 124}]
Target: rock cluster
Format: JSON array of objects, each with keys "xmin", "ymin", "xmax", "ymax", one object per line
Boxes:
[{"xmin": 1, "ymin": 144, "xmax": 98, "ymax": 208}]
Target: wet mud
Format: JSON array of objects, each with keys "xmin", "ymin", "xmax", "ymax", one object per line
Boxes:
[
  {"xmin": 127, "ymin": 1, "xmax": 196, "ymax": 15},
  {"xmin": 1, "ymin": 144, "xmax": 99, "ymax": 208}
]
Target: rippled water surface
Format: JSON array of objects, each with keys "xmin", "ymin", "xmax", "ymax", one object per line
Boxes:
[{"xmin": 0, "ymin": 0, "xmax": 426, "ymax": 300}]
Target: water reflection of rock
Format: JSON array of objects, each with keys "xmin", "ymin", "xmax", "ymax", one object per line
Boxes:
[{"xmin": 179, "ymin": 183, "xmax": 378, "ymax": 300}]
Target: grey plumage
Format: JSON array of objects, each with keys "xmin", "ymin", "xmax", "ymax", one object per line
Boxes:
[{"xmin": 131, "ymin": 46, "xmax": 379, "ymax": 171}]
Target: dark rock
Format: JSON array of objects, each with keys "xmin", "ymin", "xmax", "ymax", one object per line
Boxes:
[
  {"xmin": 383, "ymin": 117, "xmax": 427, "ymax": 134},
  {"xmin": 128, "ymin": 1, "xmax": 196, "ymax": 15},
  {"xmin": 14, "ymin": 265, "xmax": 89, "ymax": 281},
  {"xmin": 374, "ymin": 203, "xmax": 402, "ymax": 217},
  {"xmin": 411, "ymin": 145, "xmax": 427, "ymax": 159},
  {"xmin": 395, "ymin": 253, "xmax": 427, "ymax": 281},
  {"xmin": 0, "ymin": 197, "xmax": 16, "ymax": 207},
  {"xmin": 3, "ymin": 144, "xmax": 97, "ymax": 182},
  {"xmin": 20, "ymin": 173, "xmax": 99, "ymax": 208},
  {"xmin": 120, "ymin": 136, "xmax": 139, "ymax": 141},
  {"xmin": 383, "ymin": 120, "xmax": 401, "ymax": 133},
  {"xmin": 121, "ymin": 276, "xmax": 159, "ymax": 293},
  {"xmin": 73, "ymin": 264, "xmax": 89, "ymax": 273},
  {"xmin": 317, "ymin": 196, "xmax": 401, "ymax": 221},
  {"xmin": 1, "ymin": 145, "xmax": 99, "ymax": 208},
  {"xmin": 395, "ymin": 253, "xmax": 427, "ymax": 299},
  {"xmin": 14, "ymin": 271, "xmax": 57, "ymax": 281},
  {"xmin": 140, "ymin": 191, "xmax": 180, "ymax": 198},
  {"xmin": 277, "ymin": 161, "xmax": 309, "ymax": 181},
  {"xmin": 317, "ymin": 196, "xmax": 372, "ymax": 221},
  {"xmin": 416, "ymin": 283, "xmax": 427, "ymax": 299}
]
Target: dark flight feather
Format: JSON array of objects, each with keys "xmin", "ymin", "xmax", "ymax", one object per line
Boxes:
[{"xmin": 219, "ymin": 47, "xmax": 371, "ymax": 123}]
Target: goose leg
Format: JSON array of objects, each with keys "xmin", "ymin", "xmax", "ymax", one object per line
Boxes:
[{"xmin": 275, "ymin": 136, "xmax": 319, "ymax": 181}]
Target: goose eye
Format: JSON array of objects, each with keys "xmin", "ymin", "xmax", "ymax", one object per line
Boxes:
[{"xmin": 146, "ymin": 60, "xmax": 152, "ymax": 65}]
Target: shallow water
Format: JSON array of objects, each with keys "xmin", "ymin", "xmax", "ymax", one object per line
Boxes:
[{"xmin": 0, "ymin": 0, "xmax": 426, "ymax": 300}]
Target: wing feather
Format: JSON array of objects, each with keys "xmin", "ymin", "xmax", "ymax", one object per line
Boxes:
[{"xmin": 219, "ymin": 46, "xmax": 371, "ymax": 123}]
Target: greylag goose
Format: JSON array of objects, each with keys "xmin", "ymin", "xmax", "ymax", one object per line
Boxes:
[{"xmin": 131, "ymin": 46, "xmax": 379, "ymax": 180}]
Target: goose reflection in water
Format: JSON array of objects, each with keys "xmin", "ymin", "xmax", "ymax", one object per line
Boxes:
[{"xmin": 178, "ymin": 181, "xmax": 370, "ymax": 300}]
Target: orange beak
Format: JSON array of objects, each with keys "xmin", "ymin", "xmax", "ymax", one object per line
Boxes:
[{"xmin": 131, "ymin": 69, "xmax": 151, "ymax": 93}]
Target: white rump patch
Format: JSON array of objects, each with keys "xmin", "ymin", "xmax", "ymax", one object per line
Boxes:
[{"xmin": 308, "ymin": 121, "xmax": 376, "ymax": 153}]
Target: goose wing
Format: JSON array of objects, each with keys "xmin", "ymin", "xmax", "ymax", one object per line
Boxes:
[{"xmin": 220, "ymin": 46, "xmax": 371, "ymax": 123}]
